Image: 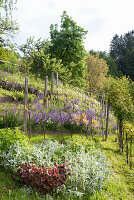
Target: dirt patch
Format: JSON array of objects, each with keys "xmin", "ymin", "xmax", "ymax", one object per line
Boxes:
[
  {"xmin": 0, "ymin": 97, "xmax": 31, "ymax": 104},
  {"xmin": 29, "ymin": 130, "xmax": 74, "ymax": 135},
  {"xmin": 0, "ymin": 96, "xmax": 17, "ymax": 103}
]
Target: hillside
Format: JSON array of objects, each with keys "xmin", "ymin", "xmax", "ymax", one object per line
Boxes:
[{"xmin": 0, "ymin": 68, "xmax": 134, "ymax": 200}]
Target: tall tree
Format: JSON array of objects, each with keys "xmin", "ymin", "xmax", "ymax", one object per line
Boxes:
[
  {"xmin": 49, "ymin": 11, "xmax": 88, "ymax": 86},
  {"xmin": 85, "ymin": 54, "xmax": 108, "ymax": 93},
  {"xmin": 19, "ymin": 37, "xmax": 69, "ymax": 81},
  {"xmin": 89, "ymin": 50, "xmax": 118, "ymax": 77},
  {"xmin": 110, "ymin": 31, "xmax": 134, "ymax": 80}
]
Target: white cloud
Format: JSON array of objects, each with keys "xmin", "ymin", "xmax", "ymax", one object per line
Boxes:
[{"xmin": 12, "ymin": 0, "xmax": 134, "ymax": 52}]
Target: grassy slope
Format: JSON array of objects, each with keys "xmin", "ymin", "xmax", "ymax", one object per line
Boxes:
[
  {"xmin": 0, "ymin": 69, "xmax": 134, "ymax": 199},
  {"xmin": 98, "ymin": 135, "xmax": 134, "ymax": 196}
]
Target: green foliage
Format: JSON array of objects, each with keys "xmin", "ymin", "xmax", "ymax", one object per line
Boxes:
[
  {"xmin": 130, "ymin": 80, "xmax": 134, "ymax": 100},
  {"xmin": 49, "ymin": 11, "xmax": 87, "ymax": 86},
  {"xmin": 110, "ymin": 31, "xmax": 134, "ymax": 80},
  {"xmin": 105, "ymin": 76, "xmax": 134, "ymax": 151},
  {"xmin": 123, "ymin": 122, "xmax": 134, "ymax": 135},
  {"xmin": 0, "ymin": 111, "xmax": 23, "ymax": 129},
  {"xmin": 0, "ymin": 47, "xmax": 9, "ymax": 61},
  {"xmin": 105, "ymin": 76, "xmax": 134, "ymax": 122},
  {"xmin": 0, "ymin": 0, "xmax": 19, "ymax": 49},
  {"xmin": 0, "ymin": 128, "xmax": 28, "ymax": 153},
  {"xmin": 0, "ymin": 0, "xmax": 17, "ymax": 16},
  {"xmin": 19, "ymin": 37, "xmax": 70, "ymax": 82},
  {"xmin": 0, "ymin": 16, "xmax": 19, "ymax": 47},
  {"xmin": 0, "ymin": 47, "xmax": 20, "ymax": 73}
]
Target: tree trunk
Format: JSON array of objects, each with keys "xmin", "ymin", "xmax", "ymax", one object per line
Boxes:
[
  {"xmin": 105, "ymin": 99, "xmax": 110, "ymax": 141},
  {"xmin": 44, "ymin": 76, "xmax": 48, "ymax": 107},
  {"xmin": 101, "ymin": 91, "xmax": 105, "ymax": 136}
]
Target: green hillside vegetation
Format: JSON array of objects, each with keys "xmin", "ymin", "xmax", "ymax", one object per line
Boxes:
[
  {"xmin": 0, "ymin": 2, "xmax": 134, "ymax": 199},
  {"xmin": 0, "ymin": 68, "xmax": 134, "ymax": 199}
]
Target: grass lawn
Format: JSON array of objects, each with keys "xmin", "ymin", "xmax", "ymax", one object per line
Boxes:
[{"xmin": 0, "ymin": 133, "xmax": 134, "ymax": 200}]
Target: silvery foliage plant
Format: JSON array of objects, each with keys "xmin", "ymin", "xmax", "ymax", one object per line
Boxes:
[{"xmin": 0, "ymin": 139, "xmax": 111, "ymax": 197}]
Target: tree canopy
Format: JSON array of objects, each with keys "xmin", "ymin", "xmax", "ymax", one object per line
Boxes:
[
  {"xmin": 89, "ymin": 50, "xmax": 118, "ymax": 77},
  {"xmin": 110, "ymin": 31, "xmax": 134, "ymax": 80},
  {"xmin": 0, "ymin": 0, "xmax": 17, "ymax": 15},
  {"xmin": 105, "ymin": 76, "xmax": 134, "ymax": 151},
  {"xmin": 49, "ymin": 11, "xmax": 88, "ymax": 86},
  {"xmin": 0, "ymin": 0, "xmax": 19, "ymax": 47},
  {"xmin": 19, "ymin": 36, "xmax": 69, "ymax": 81},
  {"xmin": 85, "ymin": 54, "xmax": 108, "ymax": 92}
]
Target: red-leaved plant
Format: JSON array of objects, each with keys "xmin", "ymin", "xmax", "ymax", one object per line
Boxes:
[{"xmin": 13, "ymin": 162, "xmax": 71, "ymax": 194}]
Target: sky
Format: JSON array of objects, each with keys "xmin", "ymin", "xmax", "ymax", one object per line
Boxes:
[{"xmin": 12, "ymin": 0, "xmax": 134, "ymax": 53}]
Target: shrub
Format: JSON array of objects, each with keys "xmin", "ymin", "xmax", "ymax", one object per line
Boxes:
[
  {"xmin": 13, "ymin": 163, "xmax": 71, "ymax": 194},
  {"xmin": 0, "ymin": 112, "xmax": 23, "ymax": 129},
  {"xmin": 0, "ymin": 128, "xmax": 28, "ymax": 153}
]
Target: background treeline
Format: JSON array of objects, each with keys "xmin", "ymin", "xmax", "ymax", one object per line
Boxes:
[{"xmin": 1, "ymin": 7, "xmax": 134, "ymax": 91}]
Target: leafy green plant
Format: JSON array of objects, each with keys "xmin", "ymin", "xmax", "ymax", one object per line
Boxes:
[
  {"xmin": 0, "ymin": 128, "xmax": 28, "ymax": 153},
  {"xmin": 0, "ymin": 111, "xmax": 23, "ymax": 129}
]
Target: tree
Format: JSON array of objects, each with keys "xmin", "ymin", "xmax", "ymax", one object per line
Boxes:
[
  {"xmin": 89, "ymin": 50, "xmax": 118, "ymax": 77},
  {"xmin": 49, "ymin": 11, "xmax": 88, "ymax": 86},
  {"xmin": 19, "ymin": 36, "xmax": 49, "ymax": 74},
  {"xmin": 0, "ymin": 0, "xmax": 17, "ymax": 15},
  {"xmin": 105, "ymin": 76, "xmax": 134, "ymax": 151},
  {"xmin": 19, "ymin": 37, "xmax": 70, "ymax": 81},
  {"xmin": 110, "ymin": 31, "xmax": 134, "ymax": 80},
  {"xmin": 85, "ymin": 54, "xmax": 108, "ymax": 93},
  {"xmin": 0, "ymin": 17, "xmax": 19, "ymax": 47},
  {"xmin": 0, "ymin": 0, "xmax": 19, "ymax": 47}
]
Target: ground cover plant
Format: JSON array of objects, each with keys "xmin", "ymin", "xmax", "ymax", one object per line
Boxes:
[
  {"xmin": 0, "ymin": 128, "xmax": 112, "ymax": 199},
  {"xmin": 0, "ymin": 131, "xmax": 134, "ymax": 199}
]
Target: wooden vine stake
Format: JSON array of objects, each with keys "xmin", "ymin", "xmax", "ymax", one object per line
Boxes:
[
  {"xmin": 44, "ymin": 76, "xmax": 48, "ymax": 107},
  {"xmin": 105, "ymin": 99, "xmax": 110, "ymax": 141},
  {"xmin": 101, "ymin": 91, "xmax": 105, "ymax": 136},
  {"xmin": 28, "ymin": 111, "xmax": 31, "ymax": 141},
  {"xmin": 56, "ymin": 72, "xmax": 59, "ymax": 95},
  {"xmin": 51, "ymin": 72, "xmax": 54, "ymax": 95},
  {"xmin": 24, "ymin": 77, "xmax": 28, "ymax": 134}
]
